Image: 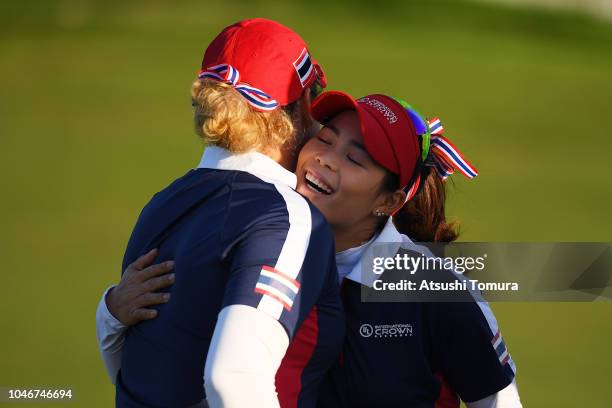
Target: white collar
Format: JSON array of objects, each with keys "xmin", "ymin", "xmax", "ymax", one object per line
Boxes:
[
  {"xmin": 197, "ymin": 146, "xmax": 297, "ymax": 188},
  {"xmin": 344, "ymin": 217, "xmax": 414, "ymax": 287}
]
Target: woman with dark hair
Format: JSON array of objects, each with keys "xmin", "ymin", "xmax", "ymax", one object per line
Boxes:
[{"xmin": 299, "ymin": 91, "xmax": 521, "ymax": 407}]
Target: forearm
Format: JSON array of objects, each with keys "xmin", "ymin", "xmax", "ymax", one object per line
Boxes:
[
  {"xmin": 465, "ymin": 379, "xmax": 522, "ymax": 408},
  {"xmin": 95, "ymin": 286, "xmax": 127, "ymax": 384},
  {"xmin": 204, "ymin": 305, "xmax": 289, "ymax": 408}
]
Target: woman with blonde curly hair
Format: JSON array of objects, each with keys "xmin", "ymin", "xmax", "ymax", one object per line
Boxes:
[{"xmin": 97, "ymin": 19, "xmax": 344, "ymax": 408}]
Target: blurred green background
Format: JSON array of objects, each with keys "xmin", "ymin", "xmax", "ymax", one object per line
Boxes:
[{"xmin": 1, "ymin": 0, "xmax": 611, "ymax": 406}]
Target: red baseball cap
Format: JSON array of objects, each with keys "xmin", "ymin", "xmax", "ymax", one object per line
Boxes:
[
  {"xmin": 199, "ymin": 18, "xmax": 326, "ymax": 111},
  {"xmin": 311, "ymin": 91, "xmax": 420, "ymax": 189}
]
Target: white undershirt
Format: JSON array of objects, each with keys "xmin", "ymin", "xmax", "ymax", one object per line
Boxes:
[{"xmin": 335, "ymin": 240, "xmax": 371, "ymax": 282}]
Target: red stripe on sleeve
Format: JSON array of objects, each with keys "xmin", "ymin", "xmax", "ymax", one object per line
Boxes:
[
  {"xmin": 262, "ymin": 265, "xmax": 301, "ymax": 288},
  {"xmin": 275, "ymin": 306, "xmax": 319, "ymax": 408},
  {"xmin": 254, "ymin": 287, "xmax": 292, "ymax": 311}
]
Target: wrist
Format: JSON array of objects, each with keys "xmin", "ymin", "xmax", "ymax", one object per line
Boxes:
[{"xmin": 103, "ymin": 285, "xmax": 126, "ymax": 328}]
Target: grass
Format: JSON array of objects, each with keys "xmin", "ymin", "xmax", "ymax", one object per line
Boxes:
[{"xmin": 1, "ymin": 0, "xmax": 611, "ymax": 406}]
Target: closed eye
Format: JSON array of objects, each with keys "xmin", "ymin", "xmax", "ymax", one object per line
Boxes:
[
  {"xmin": 347, "ymin": 155, "xmax": 363, "ymax": 167},
  {"xmin": 317, "ymin": 136, "xmax": 332, "ymax": 145}
]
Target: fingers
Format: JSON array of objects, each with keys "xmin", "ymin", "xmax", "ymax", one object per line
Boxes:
[
  {"xmin": 135, "ymin": 292, "xmax": 171, "ymax": 309},
  {"xmin": 139, "ymin": 261, "xmax": 175, "ymax": 282},
  {"xmin": 143, "ymin": 273, "xmax": 176, "ymax": 292},
  {"xmin": 128, "ymin": 292, "xmax": 171, "ymax": 324},
  {"xmin": 114, "ymin": 251, "xmax": 175, "ymax": 325},
  {"xmin": 129, "ymin": 248, "xmax": 158, "ymax": 271},
  {"xmin": 130, "ymin": 308, "xmax": 158, "ymax": 322}
]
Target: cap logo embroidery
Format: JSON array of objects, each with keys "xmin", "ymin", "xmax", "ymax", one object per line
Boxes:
[{"xmin": 358, "ymin": 97, "xmax": 397, "ymax": 124}]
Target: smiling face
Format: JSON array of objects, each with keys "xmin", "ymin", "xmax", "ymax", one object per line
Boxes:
[{"xmin": 296, "ymin": 110, "xmax": 397, "ymax": 232}]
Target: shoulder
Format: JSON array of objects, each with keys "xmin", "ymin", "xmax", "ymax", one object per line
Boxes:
[
  {"xmin": 227, "ymin": 174, "xmax": 332, "ymax": 240},
  {"xmin": 224, "ymin": 172, "xmax": 296, "ymax": 216},
  {"xmin": 426, "ymin": 297, "xmax": 501, "ymax": 348},
  {"xmin": 269, "ymin": 184, "xmax": 334, "ymax": 245}
]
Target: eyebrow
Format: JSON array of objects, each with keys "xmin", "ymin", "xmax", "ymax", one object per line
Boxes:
[
  {"xmin": 324, "ymin": 123, "xmax": 368, "ymax": 153},
  {"xmin": 325, "ymin": 123, "xmax": 340, "ymax": 135},
  {"xmin": 349, "ymin": 140, "xmax": 367, "ymax": 152}
]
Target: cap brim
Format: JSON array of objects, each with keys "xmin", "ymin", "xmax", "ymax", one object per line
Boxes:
[
  {"xmin": 310, "ymin": 91, "xmax": 358, "ymax": 122},
  {"xmin": 310, "ymin": 91, "xmax": 399, "ymax": 176}
]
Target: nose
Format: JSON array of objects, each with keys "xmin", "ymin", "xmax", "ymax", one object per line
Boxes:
[{"xmin": 316, "ymin": 151, "xmax": 338, "ymax": 172}]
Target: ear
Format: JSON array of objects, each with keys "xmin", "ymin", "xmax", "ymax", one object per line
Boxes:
[
  {"xmin": 297, "ymin": 86, "xmax": 321, "ymax": 141},
  {"xmin": 300, "ymin": 87, "xmax": 316, "ymax": 126},
  {"xmin": 373, "ymin": 190, "xmax": 406, "ymax": 217},
  {"xmin": 301, "ymin": 85, "xmax": 313, "ymax": 107}
]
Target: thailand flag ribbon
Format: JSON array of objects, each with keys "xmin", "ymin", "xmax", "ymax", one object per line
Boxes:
[
  {"xmin": 197, "ymin": 64, "xmax": 279, "ymax": 111},
  {"xmin": 427, "ymin": 117, "xmax": 479, "ymax": 180}
]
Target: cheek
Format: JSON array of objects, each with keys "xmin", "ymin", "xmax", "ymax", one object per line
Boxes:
[
  {"xmin": 341, "ymin": 165, "xmax": 378, "ymax": 193},
  {"xmin": 336, "ymin": 166, "xmax": 382, "ymax": 209},
  {"xmin": 297, "ymin": 141, "xmax": 316, "ymax": 168}
]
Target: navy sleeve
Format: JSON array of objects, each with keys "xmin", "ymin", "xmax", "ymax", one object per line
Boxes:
[
  {"xmin": 221, "ymin": 184, "xmax": 336, "ymax": 339},
  {"xmin": 429, "ymin": 300, "xmax": 516, "ymax": 402}
]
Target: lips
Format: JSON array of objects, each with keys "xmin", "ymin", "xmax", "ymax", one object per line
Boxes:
[{"xmin": 304, "ymin": 170, "xmax": 334, "ymax": 195}]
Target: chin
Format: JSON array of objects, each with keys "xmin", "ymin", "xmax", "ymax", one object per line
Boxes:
[
  {"xmin": 302, "ymin": 191, "xmax": 336, "ymax": 221},
  {"xmin": 296, "ymin": 183, "xmax": 316, "ymax": 201},
  {"xmin": 297, "ymin": 183, "xmax": 330, "ymax": 209}
]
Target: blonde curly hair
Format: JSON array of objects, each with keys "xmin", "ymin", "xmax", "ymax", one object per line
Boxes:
[{"xmin": 191, "ymin": 79, "xmax": 296, "ymax": 153}]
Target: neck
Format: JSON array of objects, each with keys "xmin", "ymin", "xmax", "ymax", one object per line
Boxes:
[
  {"xmin": 260, "ymin": 143, "xmax": 298, "ymax": 172},
  {"xmin": 332, "ymin": 218, "xmax": 381, "ymax": 252}
]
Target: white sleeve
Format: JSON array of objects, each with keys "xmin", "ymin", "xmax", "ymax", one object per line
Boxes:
[
  {"xmin": 465, "ymin": 379, "xmax": 523, "ymax": 408},
  {"xmin": 204, "ymin": 304, "xmax": 289, "ymax": 408},
  {"xmin": 95, "ymin": 286, "xmax": 128, "ymax": 384}
]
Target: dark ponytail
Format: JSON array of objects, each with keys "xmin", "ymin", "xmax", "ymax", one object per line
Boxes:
[{"xmin": 382, "ymin": 169, "xmax": 459, "ymax": 243}]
